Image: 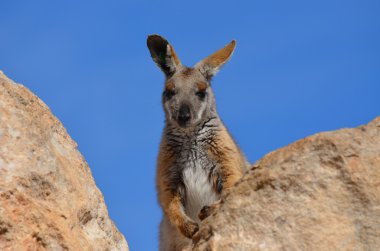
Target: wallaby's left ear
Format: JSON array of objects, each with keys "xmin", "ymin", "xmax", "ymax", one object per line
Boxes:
[
  {"xmin": 147, "ymin": 34, "xmax": 181, "ymax": 77},
  {"xmin": 195, "ymin": 40, "xmax": 236, "ymax": 80}
]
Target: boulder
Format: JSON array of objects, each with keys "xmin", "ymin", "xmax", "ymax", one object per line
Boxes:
[
  {"xmin": 193, "ymin": 116, "xmax": 380, "ymax": 250},
  {"xmin": 0, "ymin": 72, "xmax": 128, "ymax": 250}
]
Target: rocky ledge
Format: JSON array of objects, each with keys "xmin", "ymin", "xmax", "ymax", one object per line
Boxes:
[{"xmin": 193, "ymin": 116, "xmax": 380, "ymax": 250}]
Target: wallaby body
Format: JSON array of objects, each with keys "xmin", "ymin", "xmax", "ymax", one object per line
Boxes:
[{"xmin": 147, "ymin": 35, "xmax": 249, "ymax": 251}]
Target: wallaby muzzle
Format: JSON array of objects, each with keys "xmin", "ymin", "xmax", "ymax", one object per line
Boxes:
[{"xmin": 177, "ymin": 104, "xmax": 191, "ymax": 127}]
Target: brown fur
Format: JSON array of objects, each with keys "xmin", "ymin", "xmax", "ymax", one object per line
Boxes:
[
  {"xmin": 165, "ymin": 80, "xmax": 175, "ymax": 91},
  {"xmin": 196, "ymin": 82, "xmax": 208, "ymax": 92},
  {"xmin": 168, "ymin": 44, "xmax": 181, "ymax": 66},
  {"xmin": 157, "ymin": 139, "xmax": 199, "ymax": 239},
  {"xmin": 200, "ymin": 40, "xmax": 236, "ymax": 71},
  {"xmin": 181, "ymin": 67, "xmax": 195, "ymax": 77},
  {"xmin": 208, "ymin": 126, "xmax": 246, "ymax": 188}
]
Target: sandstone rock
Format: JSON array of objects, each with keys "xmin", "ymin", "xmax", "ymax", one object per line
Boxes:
[
  {"xmin": 193, "ymin": 116, "xmax": 380, "ymax": 250},
  {"xmin": 0, "ymin": 71, "xmax": 128, "ymax": 250}
]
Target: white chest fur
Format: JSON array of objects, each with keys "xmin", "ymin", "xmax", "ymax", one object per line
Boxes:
[{"xmin": 182, "ymin": 160, "xmax": 219, "ymax": 222}]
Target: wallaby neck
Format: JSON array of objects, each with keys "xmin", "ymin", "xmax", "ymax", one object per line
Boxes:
[{"xmin": 164, "ymin": 116, "xmax": 221, "ymax": 147}]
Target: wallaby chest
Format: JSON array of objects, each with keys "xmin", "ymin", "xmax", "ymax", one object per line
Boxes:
[
  {"xmin": 167, "ymin": 130, "xmax": 220, "ymax": 221},
  {"xmin": 182, "ymin": 147, "xmax": 219, "ymax": 221}
]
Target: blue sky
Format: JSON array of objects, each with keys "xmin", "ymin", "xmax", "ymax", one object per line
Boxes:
[{"xmin": 1, "ymin": 1, "xmax": 379, "ymax": 250}]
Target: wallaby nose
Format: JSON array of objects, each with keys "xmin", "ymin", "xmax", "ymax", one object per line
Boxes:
[{"xmin": 178, "ymin": 104, "xmax": 191, "ymax": 126}]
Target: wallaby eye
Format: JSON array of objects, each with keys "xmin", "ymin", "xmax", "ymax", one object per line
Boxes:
[
  {"xmin": 164, "ymin": 89, "xmax": 175, "ymax": 99},
  {"xmin": 196, "ymin": 90, "xmax": 206, "ymax": 99}
]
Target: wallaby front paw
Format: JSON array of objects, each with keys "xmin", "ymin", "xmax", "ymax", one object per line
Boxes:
[
  {"xmin": 179, "ymin": 220, "xmax": 199, "ymax": 238},
  {"xmin": 198, "ymin": 205, "xmax": 213, "ymax": 221},
  {"xmin": 199, "ymin": 202, "xmax": 220, "ymax": 221}
]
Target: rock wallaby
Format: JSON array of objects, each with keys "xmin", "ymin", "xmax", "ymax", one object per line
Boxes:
[{"xmin": 147, "ymin": 35, "xmax": 250, "ymax": 251}]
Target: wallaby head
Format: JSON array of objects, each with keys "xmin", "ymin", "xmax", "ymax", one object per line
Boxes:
[{"xmin": 147, "ymin": 34, "xmax": 236, "ymax": 128}]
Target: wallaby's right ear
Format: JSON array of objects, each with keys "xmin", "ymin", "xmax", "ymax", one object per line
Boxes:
[{"xmin": 147, "ymin": 35, "xmax": 181, "ymax": 77}]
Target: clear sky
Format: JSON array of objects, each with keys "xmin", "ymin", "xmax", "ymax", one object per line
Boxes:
[{"xmin": 1, "ymin": 1, "xmax": 379, "ymax": 250}]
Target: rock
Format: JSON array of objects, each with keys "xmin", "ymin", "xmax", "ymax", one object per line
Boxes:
[
  {"xmin": 0, "ymin": 72, "xmax": 128, "ymax": 250},
  {"xmin": 193, "ymin": 116, "xmax": 380, "ymax": 250}
]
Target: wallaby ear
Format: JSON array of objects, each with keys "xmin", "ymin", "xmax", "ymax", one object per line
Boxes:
[
  {"xmin": 195, "ymin": 40, "xmax": 236, "ymax": 80},
  {"xmin": 147, "ymin": 34, "xmax": 181, "ymax": 77}
]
